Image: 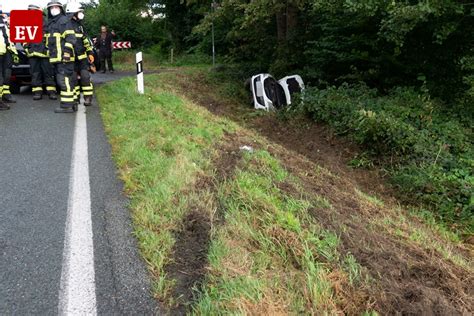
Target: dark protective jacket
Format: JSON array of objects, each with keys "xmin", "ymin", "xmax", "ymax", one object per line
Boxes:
[
  {"xmin": 94, "ymin": 32, "xmax": 113, "ymax": 57},
  {"xmin": 0, "ymin": 15, "xmax": 17, "ymax": 56},
  {"xmin": 24, "ymin": 18, "xmax": 48, "ymax": 58},
  {"xmin": 46, "ymin": 12, "xmax": 76, "ymax": 64},
  {"xmin": 69, "ymin": 16, "xmax": 93, "ymax": 61},
  {"xmin": 0, "ymin": 16, "xmax": 8, "ymax": 55}
]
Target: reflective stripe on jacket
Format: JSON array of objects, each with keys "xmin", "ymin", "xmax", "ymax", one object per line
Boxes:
[
  {"xmin": 70, "ymin": 17, "xmax": 92, "ymax": 61},
  {"xmin": 0, "ymin": 19, "xmax": 17, "ymax": 55},
  {"xmin": 24, "ymin": 19, "xmax": 49, "ymax": 58},
  {"xmin": 46, "ymin": 14, "xmax": 77, "ymax": 64},
  {"xmin": 0, "ymin": 23, "xmax": 7, "ymax": 55}
]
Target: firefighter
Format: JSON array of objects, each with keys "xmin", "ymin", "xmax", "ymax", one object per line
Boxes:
[
  {"xmin": 66, "ymin": 2, "xmax": 94, "ymax": 106},
  {"xmin": 0, "ymin": 13, "xmax": 10, "ymax": 110},
  {"xmin": 25, "ymin": 4, "xmax": 57, "ymax": 101},
  {"xmin": 0, "ymin": 13, "xmax": 18, "ymax": 104},
  {"xmin": 46, "ymin": 1, "xmax": 77, "ymax": 113}
]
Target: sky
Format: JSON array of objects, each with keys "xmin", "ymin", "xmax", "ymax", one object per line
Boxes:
[{"xmin": 0, "ymin": 0, "xmax": 92, "ymax": 12}]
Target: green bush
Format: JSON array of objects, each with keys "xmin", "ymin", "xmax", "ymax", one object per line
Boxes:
[
  {"xmin": 299, "ymin": 84, "xmax": 473, "ymax": 233},
  {"xmin": 144, "ymin": 44, "xmax": 168, "ymax": 61}
]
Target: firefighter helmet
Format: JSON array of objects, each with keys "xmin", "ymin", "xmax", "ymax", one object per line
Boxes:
[
  {"xmin": 46, "ymin": 1, "xmax": 63, "ymax": 9},
  {"xmin": 28, "ymin": 4, "xmax": 42, "ymax": 11}
]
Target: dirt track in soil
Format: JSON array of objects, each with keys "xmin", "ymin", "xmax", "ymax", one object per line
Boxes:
[
  {"xmin": 168, "ymin": 71, "xmax": 473, "ymax": 315},
  {"xmin": 163, "ymin": 134, "xmax": 245, "ymax": 315}
]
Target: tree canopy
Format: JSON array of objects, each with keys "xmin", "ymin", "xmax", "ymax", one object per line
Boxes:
[
  {"xmin": 191, "ymin": 0, "xmax": 473, "ymax": 101},
  {"xmin": 82, "ymin": 0, "xmax": 473, "ymax": 102}
]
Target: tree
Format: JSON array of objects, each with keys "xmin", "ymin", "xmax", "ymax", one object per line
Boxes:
[
  {"xmin": 82, "ymin": 0, "xmax": 166, "ymax": 48},
  {"xmin": 192, "ymin": 0, "xmax": 474, "ymax": 100}
]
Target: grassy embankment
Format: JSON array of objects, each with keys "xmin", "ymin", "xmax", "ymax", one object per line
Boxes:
[{"xmin": 97, "ymin": 70, "xmax": 472, "ymax": 314}]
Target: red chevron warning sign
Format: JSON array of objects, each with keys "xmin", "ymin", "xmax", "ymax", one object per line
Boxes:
[
  {"xmin": 113, "ymin": 41, "xmax": 131, "ymax": 49},
  {"xmin": 91, "ymin": 38, "xmax": 132, "ymax": 49}
]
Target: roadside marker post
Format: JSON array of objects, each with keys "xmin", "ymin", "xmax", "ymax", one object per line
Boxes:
[{"xmin": 136, "ymin": 52, "xmax": 144, "ymax": 94}]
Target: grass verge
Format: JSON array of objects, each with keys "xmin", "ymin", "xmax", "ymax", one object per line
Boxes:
[{"xmin": 97, "ymin": 72, "xmax": 473, "ymax": 315}]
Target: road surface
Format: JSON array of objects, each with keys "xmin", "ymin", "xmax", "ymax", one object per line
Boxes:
[{"xmin": 0, "ymin": 72, "xmax": 158, "ymax": 314}]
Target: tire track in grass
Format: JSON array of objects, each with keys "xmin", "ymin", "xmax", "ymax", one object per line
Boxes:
[{"xmin": 164, "ymin": 132, "xmax": 246, "ymax": 314}]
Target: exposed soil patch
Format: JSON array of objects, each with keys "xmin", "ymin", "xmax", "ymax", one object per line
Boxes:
[
  {"xmin": 164, "ymin": 131, "xmax": 250, "ymax": 314},
  {"xmin": 212, "ymin": 131, "xmax": 252, "ymax": 182},
  {"xmin": 171, "ymin": 71, "xmax": 473, "ymax": 315},
  {"xmin": 165, "ymin": 210, "xmax": 211, "ymax": 315}
]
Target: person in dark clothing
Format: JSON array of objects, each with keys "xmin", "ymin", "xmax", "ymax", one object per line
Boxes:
[
  {"xmin": 0, "ymin": 14, "xmax": 18, "ymax": 104},
  {"xmin": 66, "ymin": 2, "xmax": 94, "ymax": 106},
  {"xmin": 46, "ymin": 1, "xmax": 77, "ymax": 113},
  {"xmin": 24, "ymin": 4, "xmax": 57, "ymax": 101},
  {"xmin": 0, "ymin": 14, "xmax": 10, "ymax": 110},
  {"xmin": 95, "ymin": 25, "xmax": 114, "ymax": 73}
]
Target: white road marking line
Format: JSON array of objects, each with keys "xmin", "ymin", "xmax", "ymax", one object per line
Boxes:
[{"xmin": 59, "ymin": 102, "xmax": 97, "ymax": 315}]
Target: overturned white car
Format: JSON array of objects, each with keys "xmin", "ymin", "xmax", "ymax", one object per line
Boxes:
[{"xmin": 250, "ymin": 74, "xmax": 305, "ymax": 111}]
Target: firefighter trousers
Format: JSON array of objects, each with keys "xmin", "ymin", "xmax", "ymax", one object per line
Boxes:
[
  {"xmin": 54, "ymin": 63, "xmax": 75, "ymax": 107},
  {"xmin": 0, "ymin": 54, "xmax": 5, "ymax": 98},
  {"xmin": 1, "ymin": 51, "xmax": 12, "ymax": 96},
  {"xmin": 73, "ymin": 58, "xmax": 93, "ymax": 101},
  {"xmin": 29, "ymin": 57, "xmax": 56, "ymax": 94}
]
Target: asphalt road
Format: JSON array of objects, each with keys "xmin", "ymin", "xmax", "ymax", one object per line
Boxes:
[{"xmin": 0, "ymin": 72, "xmax": 158, "ymax": 314}]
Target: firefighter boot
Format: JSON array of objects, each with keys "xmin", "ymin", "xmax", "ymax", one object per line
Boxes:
[
  {"xmin": 55, "ymin": 103, "xmax": 75, "ymax": 113},
  {"xmin": 0, "ymin": 100, "xmax": 10, "ymax": 111},
  {"xmin": 84, "ymin": 95, "xmax": 92, "ymax": 106},
  {"xmin": 48, "ymin": 91, "xmax": 58, "ymax": 100},
  {"xmin": 2, "ymin": 93, "xmax": 16, "ymax": 103},
  {"xmin": 33, "ymin": 91, "xmax": 42, "ymax": 100}
]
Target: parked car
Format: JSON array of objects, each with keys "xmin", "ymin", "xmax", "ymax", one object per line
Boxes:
[{"xmin": 11, "ymin": 43, "xmax": 31, "ymax": 94}]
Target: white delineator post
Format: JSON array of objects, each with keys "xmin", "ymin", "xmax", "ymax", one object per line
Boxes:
[{"xmin": 136, "ymin": 52, "xmax": 144, "ymax": 94}]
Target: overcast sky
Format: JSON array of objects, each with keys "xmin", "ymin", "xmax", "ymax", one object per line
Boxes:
[{"xmin": 1, "ymin": 0, "xmax": 92, "ymax": 12}]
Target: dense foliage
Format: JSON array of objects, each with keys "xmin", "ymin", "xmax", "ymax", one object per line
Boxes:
[
  {"xmin": 81, "ymin": 0, "xmax": 168, "ymax": 48},
  {"xmin": 82, "ymin": 1, "xmax": 474, "ymax": 102},
  {"xmin": 191, "ymin": 1, "xmax": 474, "ymax": 101},
  {"xmin": 299, "ymin": 84, "xmax": 473, "ymax": 232}
]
